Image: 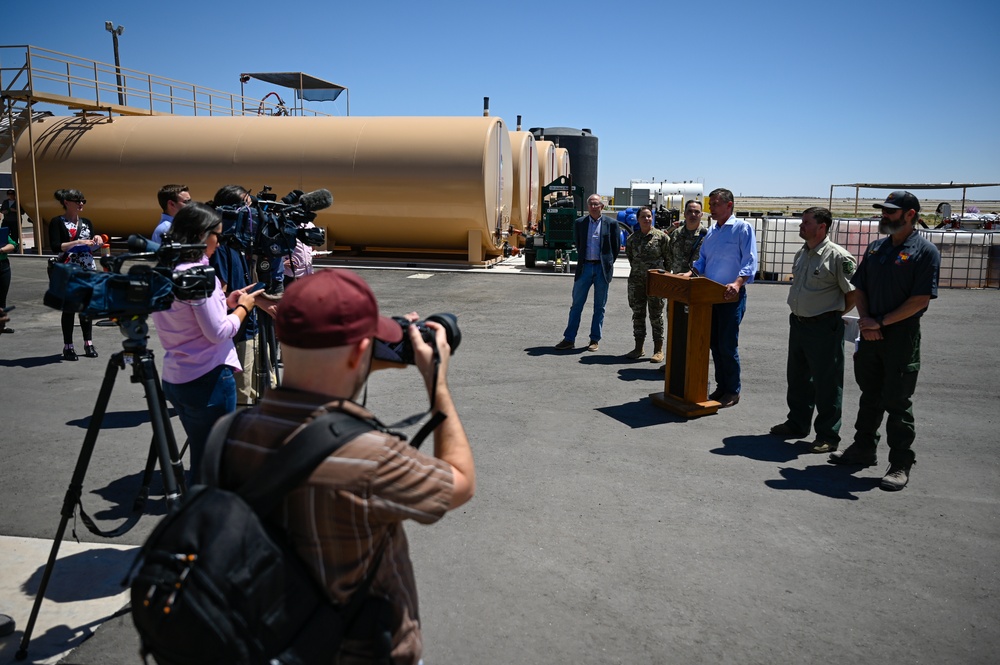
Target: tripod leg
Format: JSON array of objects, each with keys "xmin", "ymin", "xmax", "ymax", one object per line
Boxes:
[
  {"xmin": 133, "ymin": 352, "xmax": 183, "ymax": 508},
  {"xmin": 16, "ymin": 351, "xmax": 124, "ymax": 660}
]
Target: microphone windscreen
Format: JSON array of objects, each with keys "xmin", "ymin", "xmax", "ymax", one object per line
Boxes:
[{"xmin": 299, "ymin": 189, "xmax": 333, "ymax": 212}]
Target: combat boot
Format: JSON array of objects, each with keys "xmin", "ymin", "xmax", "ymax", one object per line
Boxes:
[
  {"xmin": 624, "ymin": 338, "xmax": 645, "ymax": 359},
  {"xmin": 650, "ymin": 339, "xmax": 664, "ymax": 363}
]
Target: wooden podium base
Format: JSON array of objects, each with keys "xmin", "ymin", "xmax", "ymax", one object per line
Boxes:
[{"xmin": 649, "ymin": 392, "xmax": 721, "ymax": 418}]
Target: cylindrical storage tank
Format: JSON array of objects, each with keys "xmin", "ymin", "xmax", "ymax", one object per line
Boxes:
[
  {"xmin": 654, "ymin": 182, "xmax": 703, "ymax": 204},
  {"xmin": 530, "ymin": 127, "xmax": 597, "ymax": 199},
  {"xmin": 555, "ymin": 147, "xmax": 571, "ymax": 180},
  {"xmin": 509, "ymin": 131, "xmax": 538, "ymax": 232},
  {"xmin": 535, "ymin": 140, "xmax": 556, "ymax": 190},
  {"xmin": 15, "ymin": 115, "xmax": 513, "ymax": 257}
]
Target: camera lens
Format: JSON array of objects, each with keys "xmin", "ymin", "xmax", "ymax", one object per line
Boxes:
[{"xmin": 425, "ymin": 313, "xmax": 461, "ymax": 353}]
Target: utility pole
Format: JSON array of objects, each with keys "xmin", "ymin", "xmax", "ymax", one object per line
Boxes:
[{"xmin": 104, "ymin": 21, "xmax": 125, "ymax": 106}]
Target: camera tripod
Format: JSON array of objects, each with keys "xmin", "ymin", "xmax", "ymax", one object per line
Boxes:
[{"xmin": 16, "ymin": 316, "xmax": 186, "ymax": 661}]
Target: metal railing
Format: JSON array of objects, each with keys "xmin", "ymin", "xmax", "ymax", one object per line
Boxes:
[{"xmin": 0, "ymin": 44, "xmax": 329, "ymax": 117}]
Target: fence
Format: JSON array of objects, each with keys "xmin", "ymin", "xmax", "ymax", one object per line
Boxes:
[{"xmin": 751, "ymin": 216, "xmax": 1000, "ymax": 289}]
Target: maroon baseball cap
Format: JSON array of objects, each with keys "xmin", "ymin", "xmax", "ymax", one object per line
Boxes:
[{"xmin": 275, "ymin": 269, "xmax": 403, "ymax": 349}]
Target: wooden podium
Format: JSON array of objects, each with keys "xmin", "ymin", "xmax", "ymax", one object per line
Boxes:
[{"xmin": 646, "ymin": 271, "xmax": 729, "ymax": 417}]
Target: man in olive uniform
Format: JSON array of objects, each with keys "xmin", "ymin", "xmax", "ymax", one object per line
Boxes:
[
  {"xmin": 769, "ymin": 207, "xmax": 856, "ymax": 453},
  {"xmin": 624, "ymin": 206, "xmax": 670, "ymax": 362},
  {"xmin": 667, "ymin": 200, "xmax": 708, "ymax": 274},
  {"xmin": 829, "ymin": 191, "xmax": 940, "ymax": 492}
]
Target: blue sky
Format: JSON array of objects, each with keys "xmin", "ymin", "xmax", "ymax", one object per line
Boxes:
[{"xmin": 8, "ymin": 0, "xmax": 1000, "ymax": 200}]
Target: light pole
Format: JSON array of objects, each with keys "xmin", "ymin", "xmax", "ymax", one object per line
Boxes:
[{"xmin": 104, "ymin": 21, "xmax": 125, "ymax": 106}]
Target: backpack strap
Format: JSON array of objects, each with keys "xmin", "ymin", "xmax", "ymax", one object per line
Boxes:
[{"xmin": 202, "ymin": 407, "xmax": 377, "ymax": 517}]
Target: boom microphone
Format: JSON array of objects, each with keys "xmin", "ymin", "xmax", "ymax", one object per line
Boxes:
[{"xmin": 298, "ymin": 189, "xmax": 333, "ymax": 212}]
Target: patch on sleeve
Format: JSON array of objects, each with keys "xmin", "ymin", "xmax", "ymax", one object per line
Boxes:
[{"xmin": 843, "ymin": 259, "xmax": 856, "ymax": 275}]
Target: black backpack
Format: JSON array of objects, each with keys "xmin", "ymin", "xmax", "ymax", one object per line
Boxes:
[{"xmin": 128, "ymin": 408, "xmax": 388, "ymax": 665}]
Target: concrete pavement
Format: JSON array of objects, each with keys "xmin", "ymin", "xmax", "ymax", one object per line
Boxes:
[{"xmin": 1, "ymin": 254, "xmax": 998, "ymax": 664}]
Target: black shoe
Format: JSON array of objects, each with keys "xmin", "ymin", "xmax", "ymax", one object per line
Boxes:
[
  {"xmin": 769, "ymin": 422, "xmax": 808, "ymax": 438},
  {"xmin": 84, "ymin": 345, "xmax": 99, "ymax": 358},
  {"xmin": 63, "ymin": 347, "xmax": 79, "ymax": 361},
  {"xmin": 829, "ymin": 445, "xmax": 877, "ymax": 467},
  {"xmin": 1, "ymin": 327, "xmax": 13, "ymax": 334},
  {"xmin": 718, "ymin": 392, "xmax": 740, "ymax": 408},
  {"xmin": 709, "ymin": 388, "xmax": 724, "ymax": 401}
]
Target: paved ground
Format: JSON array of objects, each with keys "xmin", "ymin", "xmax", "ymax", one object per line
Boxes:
[{"xmin": 1, "ymin": 255, "xmax": 998, "ymax": 664}]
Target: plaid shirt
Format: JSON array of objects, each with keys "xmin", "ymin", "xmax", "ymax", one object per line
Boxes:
[{"xmin": 219, "ymin": 388, "xmax": 454, "ymax": 664}]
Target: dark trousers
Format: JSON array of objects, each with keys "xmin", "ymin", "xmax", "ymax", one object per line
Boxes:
[
  {"xmin": 0, "ymin": 260, "xmax": 10, "ymax": 310},
  {"xmin": 163, "ymin": 365, "xmax": 236, "ymax": 479},
  {"xmin": 709, "ymin": 287, "xmax": 746, "ymax": 394},
  {"xmin": 852, "ymin": 320, "xmax": 922, "ymax": 466},
  {"xmin": 61, "ymin": 310, "xmax": 93, "ymax": 345},
  {"xmin": 785, "ymin": 313, "xmax": 845, "ymax": 443}
]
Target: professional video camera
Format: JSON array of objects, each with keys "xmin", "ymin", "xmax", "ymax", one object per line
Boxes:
[
  {"xmin": 214, "ymin": 186, "xmax": 331, "ymax": 294},
  {"xmin": 43, "ymin": 236, "xmax": 216, "ymax": 318},
  {"xmin": 373, "ymin": 313, "xmax": 462, "ymax": 365}
]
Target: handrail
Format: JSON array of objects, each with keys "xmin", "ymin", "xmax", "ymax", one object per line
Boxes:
[{"xmin": 0, "ymin": 44, "xmax": 331, "ymax": 117}]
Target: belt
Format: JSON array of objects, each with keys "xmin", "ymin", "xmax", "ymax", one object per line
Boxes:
[{"xmin": 793, "ymin": 310, "xmax": 843, "ymax": 323}]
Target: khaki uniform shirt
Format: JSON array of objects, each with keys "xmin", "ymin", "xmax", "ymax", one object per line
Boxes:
[{"xmin": 787, "ymin": 236, "xmax": 856, "ymax": 317}]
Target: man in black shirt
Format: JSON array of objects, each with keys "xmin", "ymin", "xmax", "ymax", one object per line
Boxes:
[{"xmin": 829, "ymin": 191, "xmax": 940, "ymax": 491}]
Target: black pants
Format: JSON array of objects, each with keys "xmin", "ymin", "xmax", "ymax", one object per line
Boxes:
[
  {"xmin": 852, "ymin": 320, "xmax": 921, "ymax": 466},
  {"xmin": 61, "ymin": 310, "xmax": 93, "ymax": 345}
]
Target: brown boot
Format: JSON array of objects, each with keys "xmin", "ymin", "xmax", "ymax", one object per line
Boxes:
[
  {"xmin": 624, "ymin": 338, "xmax": 645, "ymax": 359},
  {"xmin": 650, "ymin": 340, "xmax": 664, "ymax": 363}
]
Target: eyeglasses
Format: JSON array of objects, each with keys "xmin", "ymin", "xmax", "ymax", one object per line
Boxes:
[
  {"xmin": 208, "ymin": 231, "xmax": 224, "ymax": 240},
  {"xmin": 66, "ymin": 199, "xmax": 86, "ymax": 204}
]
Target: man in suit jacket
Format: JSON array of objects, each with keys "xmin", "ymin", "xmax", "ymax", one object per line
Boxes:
[{"xmin": 555, "ymin": 194, "xmax": 621, "ymax": 352}]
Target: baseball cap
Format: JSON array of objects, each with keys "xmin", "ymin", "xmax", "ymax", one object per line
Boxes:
[
  {"xmin": 873, "ymin": 191, "xmax": 920, "ymax": 212},
  {"xmin": 275, "ymin": 269, "xmax": 404, "ymax": 349}
]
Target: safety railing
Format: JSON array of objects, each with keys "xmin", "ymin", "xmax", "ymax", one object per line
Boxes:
[{"xmin": 0, "ymin": 44, "xmax": 328, "ymax": 117}]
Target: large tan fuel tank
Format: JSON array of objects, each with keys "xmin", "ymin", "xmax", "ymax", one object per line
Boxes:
[
  {"xmin": 555, "ymin": 147, "xmax": 571, "ymax": 179},
  {"xmin": 509, "ymin": 131, "xmax": 538, "ymax": 231},
  {"xmin": 535, "ymin": 140, "xmax": 556, "ymax": 215},
  {"xmin": 15, "ymin": 115, "xmax": 512, "ymax": 257}
]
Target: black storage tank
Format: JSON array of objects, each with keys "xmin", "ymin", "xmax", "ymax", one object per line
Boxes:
[{"xmin": 528, "ymin": 127, "xmax": 599, "ymax": 200}]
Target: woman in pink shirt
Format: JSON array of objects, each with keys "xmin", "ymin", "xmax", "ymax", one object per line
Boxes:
[{"xmin": 150, "ymin": 203, "xmax": 261, "ymax": 477}]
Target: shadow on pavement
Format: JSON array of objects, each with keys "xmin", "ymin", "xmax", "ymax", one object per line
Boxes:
[
  {"xmin": 597, "ymin": 398, "xmax": 688, "ymax": 428},
  {"xmin": 617, "ymin": 366, "xmax": 663, "ymax": 382},
  {"xmin": 0, "ymin": 354, "xmax": 66, "ymax": 368},
  {"xmin": 88, "ymin": 469, "xmax": 173, "ymax": 522},
  {"xmin": 765, "ymin": 464, "xmax": 883, "ymax": 500},
  {"xmin": 711, "ymin": 433, "xmax": 801, "ymax": 463},
  {"xmin": 20, "ymin": 548, "xmax": 137, "ymax": 601},
  {"xmin": 524, "ymin": 345, "xmax": 585, "ymax": 357},
  {"xmin": 67, "ymin": 409, "xmax": 175, "ymax": 430}
]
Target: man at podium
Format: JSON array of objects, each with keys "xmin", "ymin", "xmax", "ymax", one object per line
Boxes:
[{"xmin": 680, "ymin": 188, "xmax": 758, "ymax": 408}]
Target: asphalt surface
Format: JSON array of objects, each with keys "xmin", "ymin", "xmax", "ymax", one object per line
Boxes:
[{"xmin": 1, "ymin": 254, "xmax": 998, "ymax": 664}]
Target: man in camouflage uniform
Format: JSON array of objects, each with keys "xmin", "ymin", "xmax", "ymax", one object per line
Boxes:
[
  {"xmin": 769, "ymin": 207, "xmax": 856, "ymax": 454},
  {"xmin": 667, "ymin": 199, "xmax": 708, "ymax": 274},
  {"xmin": 625, "ymin": 206, "xmax": 670, "ymax": 362}
]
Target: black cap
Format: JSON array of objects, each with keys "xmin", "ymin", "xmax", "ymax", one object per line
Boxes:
[{"xmin": 873, "ymin": 190, "xmax": 920, "ymax": 213}]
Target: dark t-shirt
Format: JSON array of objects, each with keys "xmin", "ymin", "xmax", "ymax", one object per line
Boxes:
[{"xmin": 851, "ymin": 231, "xmax": 940, "ymax": 320}]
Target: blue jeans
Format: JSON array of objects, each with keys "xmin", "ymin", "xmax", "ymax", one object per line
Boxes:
[
  {"xmin": 162, "ymin": 365, "xmax": 236, "ymax": 478},
  {"xmin": 709, "ymin": 287, "xmax": 746, "ymax": 395},
  {"xmin": 563, "ymin": 262, "xmax": 610, "ymax": 343}
]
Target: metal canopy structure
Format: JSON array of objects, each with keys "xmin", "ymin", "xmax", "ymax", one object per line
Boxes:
[
  {"xmin": 829, "ymin": 182, "xmax": 1000, "ymax": 218},
  {"xmin": 240, "ymin": 71, "xmax": 349, "ymax": 115}
]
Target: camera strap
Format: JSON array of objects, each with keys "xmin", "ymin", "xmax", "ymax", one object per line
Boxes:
[{"xmin": 365, "ymin": 344, "xmax": 447, "ymax": 451}]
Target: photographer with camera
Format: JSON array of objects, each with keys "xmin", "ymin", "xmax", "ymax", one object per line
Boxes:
[
  {"xmin": 50, "ymin": 189, "xmax": 104, "ymax": 361},
  {"xmin": 214, "ymin": 269, "xmax": 475, "ymax": 664},
  {"xmin": 150, "ymin": 203, "xmax": 262, "ymax": 477}
]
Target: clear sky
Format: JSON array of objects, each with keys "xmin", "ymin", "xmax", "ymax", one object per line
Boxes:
[{"xmin": 8, "ymin": 0, "xmax": 1000, "ymax": 200}]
